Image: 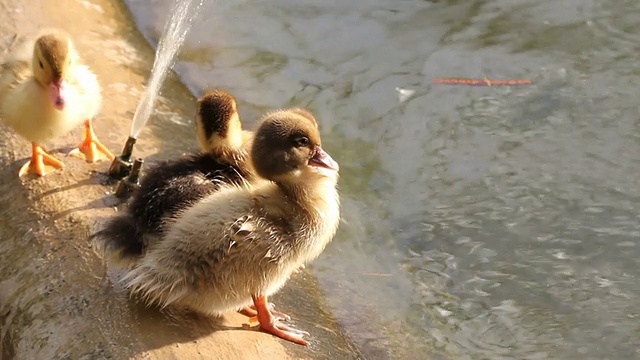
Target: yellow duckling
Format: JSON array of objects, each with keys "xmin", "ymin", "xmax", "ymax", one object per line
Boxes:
[
  {"xmin": 0, "ymin": 29, "xmax": 113, "ymax": 177},
  {"xmin": 122, "ymin": 109, "xmax": 340, "ymax": 345}
]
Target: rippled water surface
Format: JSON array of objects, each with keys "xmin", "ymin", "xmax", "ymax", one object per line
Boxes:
[{"xmin": 125, "ymin": 0, "xmax": 640, "ymax": 358}]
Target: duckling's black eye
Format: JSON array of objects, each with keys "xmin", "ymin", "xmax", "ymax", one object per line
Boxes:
[
  {"xmin": 293, "ymin": 136, "xmax": 309, "ymax": 148},
  {"xmin": 38, "ymin": 61, "xmax": 43, "ymax": 69}
]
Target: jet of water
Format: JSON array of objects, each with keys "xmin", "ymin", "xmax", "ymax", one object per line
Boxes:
[{"xmin": 129, "ymin": 0, "xmax": 204, "ymax": 138}]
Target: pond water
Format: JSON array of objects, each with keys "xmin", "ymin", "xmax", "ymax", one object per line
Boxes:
[{"xmin": 124, "ymin": 0, "xmax": 640, "ymax": 358}]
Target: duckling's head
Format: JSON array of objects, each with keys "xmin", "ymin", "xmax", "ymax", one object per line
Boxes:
[
  {"xmin": 195, "ymin": 90, "xmax": 243, "ymax": 152},
  {"xmin": 33, "ymin": 32, "xmax": 74, "ymax": 111},
  {"xmin": 251, "ymin": 109, "xmax": 339, "ymax": 184},
  {"xmin": 288, "ymin": 108, "xmax": 318, "ymax": 125}
]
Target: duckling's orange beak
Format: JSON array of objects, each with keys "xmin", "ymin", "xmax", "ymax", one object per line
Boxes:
[
  {"xmin": 309, "ymin": 146, "xmax": 339, "ymax": 171},
  {"xmin": 48, "ymin": 79, "xmax": 67, "ymax": 111}
]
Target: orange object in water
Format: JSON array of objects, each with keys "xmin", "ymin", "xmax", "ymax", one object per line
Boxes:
[{"xmin": 432, "ymin": 78, "xmax": 532, "ymax": 86}]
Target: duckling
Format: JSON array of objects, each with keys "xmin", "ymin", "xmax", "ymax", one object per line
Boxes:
[
  {"xmin": 93, "ymin": 89, "xmax": 255, "ymax": 266},
  {"xmin": 121, "ymin": 109, "xmax": 340, "ymax": 345},
  {"xmin": 0, "ymin": 29, "xmax": 113, "ymax": 177}
]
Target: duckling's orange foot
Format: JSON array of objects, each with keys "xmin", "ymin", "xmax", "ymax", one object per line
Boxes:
[
  {"xmin": 258, "ymin": 320, "xmax": 310, "ymax": 346},
  {"xmin": 239, "ymin": 303, "xmax": 291, "ymax": 322},
  {"xmin": 19, "ymin": 144, "xmax": 64, "ymax": 177},
  {"xmin": 238, "ymin": 307, "xmax": 257, "ymax": 318},
  {"xmin": 68, "ymin": 120, "xmax": 114, "ymax": 163},
  {"xmin": 251, "ymin": 295, "xmax": 309, "ymax": 346}
]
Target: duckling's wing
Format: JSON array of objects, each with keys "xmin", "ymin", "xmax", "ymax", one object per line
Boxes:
[
  {"xmin": 0, "ymin": 35, "xmax": 33, "ymax": 94},
  {"xmin": 0, "ymin": 58, "xmax": 29, "ymax": 100},
  {"xmin": 228, "ymin": 212, "xmax": 287, "ymax": 264}
]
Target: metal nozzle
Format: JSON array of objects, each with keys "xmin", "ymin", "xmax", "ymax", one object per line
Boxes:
[
  {"xmin": 115, "ymin": 158, "xmax": 144, "ymax": 199},
  {"xmin": 108, "ymin": 136, "xmax": 137, "ymax": 180}
]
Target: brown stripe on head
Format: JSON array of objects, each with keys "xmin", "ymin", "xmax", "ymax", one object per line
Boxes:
[
  {"xmin": 35, "ymin": 33, "xmax": 71, "ymax": 83},
  {"xmin": 197, "ymin": 90, "xmax": 238, "ymax": 140},
  {"xmin": 288, "ymin": 108, "xmax": 318, "ymax": 129}
]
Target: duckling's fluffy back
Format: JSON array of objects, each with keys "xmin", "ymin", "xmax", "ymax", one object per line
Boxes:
[
  {"xmin": 129, "ymin": 152, "xmax": 251, "ymax": 233},
  {"xmin": 93, "ymin": 151, "xmax": 252, "ymax": 267}
]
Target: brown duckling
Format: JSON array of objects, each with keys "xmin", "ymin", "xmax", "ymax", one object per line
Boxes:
[
  {"xmin": 122, "ymin": 108, "xmax": 340, "ymax": 345},
  {"xmin": 0, "ymin": 29, "xmax": 113, "ymax": 177},
  {"xmin": 93, "ymin": 89, "xmax": 254, "ymax": 266}
]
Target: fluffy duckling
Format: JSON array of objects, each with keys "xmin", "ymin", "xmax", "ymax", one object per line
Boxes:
[
  {"xmin": 93, "ymin": 90, "xmax": 254, "ymax": 265},
  {"xmin": 0, "ymin": 29, "xmax": 113, "ymax": 177},
  {"xmin": 121, "ymin": 109, "xmax": 340, "ymax": 345}
]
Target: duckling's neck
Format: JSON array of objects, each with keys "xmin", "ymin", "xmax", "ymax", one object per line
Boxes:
[
  {"xmin": 276, "ymin": 173, "xmax": 339, "ymax": 220},
  {"xmin": 272, "ymin": 172, "xmax": 340, "ymax": 264},
  {"xmin": 210, "ymin": 146, "xmax": 252, "ymax": 172}
]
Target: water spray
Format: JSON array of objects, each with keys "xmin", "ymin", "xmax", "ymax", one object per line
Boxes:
[{"xmin": 107, "ymin": 0, "xmax": 205, "ymax": 188}]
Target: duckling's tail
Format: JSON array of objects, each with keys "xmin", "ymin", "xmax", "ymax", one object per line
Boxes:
[{"xmin": 90, "ymin": 214, "xmax": 145, "ymax": 266}]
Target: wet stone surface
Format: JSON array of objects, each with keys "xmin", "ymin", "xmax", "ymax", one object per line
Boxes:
[{"xmin": 126, "ymin": 0, "xmax": 640, "ymax": 358}]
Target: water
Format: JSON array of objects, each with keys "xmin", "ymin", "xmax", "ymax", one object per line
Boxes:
[
  {"xmin": 125, "ymin": 0, "xmax": 640, "ymax": 358},
  {"xmin": 129, "ymin": 0, "xmax": 204, "ymax": 138}
]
